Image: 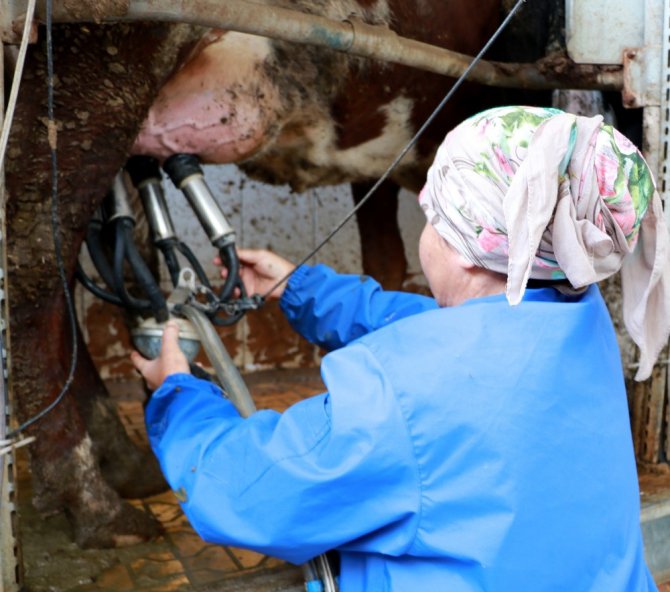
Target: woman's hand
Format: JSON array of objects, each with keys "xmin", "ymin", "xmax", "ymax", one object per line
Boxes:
[
  {"xmin": 131, "ymin": 321, "xmax": 191, "ymax": 390},
  {"xmin": 216, "ymin": 248, "xmax": 295, "ymax": 300}
]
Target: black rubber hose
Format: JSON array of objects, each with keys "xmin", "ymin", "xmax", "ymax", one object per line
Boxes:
[
  {"xmin": 210, "ymin": 277, "xmax": 248, "ymax": 326},
  {"xmin": 217, "ymin": 242, "xmax": 240, "ymax": 302},
  {"xmin": 121, "ymin": 222, "xmax": 169, "ymax": 322},
  {"xmin": 210, "ymin": 306, "xmax": 245, "ymax": 326},
  {"xmin": 112, "ymin": 219, "xmax": 154, "ymax": 314},
  {"xmin": 157, "ymin": 238, "xmax": 181, "ymax": 287},
  {"xmin": 75, "ymin": 262, "xmax": 125, "ymax": 306},
  {"xmin": 125, "ymin": 154, "xmax": 162, "ymax": 187},
  {"xmin": 85, "ymin": 219, "xmax": 117, "ymax": 291}
]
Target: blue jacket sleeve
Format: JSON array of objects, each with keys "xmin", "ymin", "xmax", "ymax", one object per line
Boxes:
[
  {"xmin": 279, "ymin": 264, "xmax": 437, "ymax": 350},
  {"xmin": 145, "ymin": 349, "xmax": 420, "ymax": 565}
]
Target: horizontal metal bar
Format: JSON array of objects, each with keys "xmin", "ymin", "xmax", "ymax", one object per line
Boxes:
[{"xmin": 34, "ymin": 0, "xmax": 623, "ymax": 91}]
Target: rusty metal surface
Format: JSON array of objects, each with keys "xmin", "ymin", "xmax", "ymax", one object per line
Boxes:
[
  {"xmin": 631, "ymin": 0, "xmax": 670, "ymax": 470},
  {"xmin": 633, "ymin": 353, "xmax": 668, "ymax": 464},
  {"xmin": 622, "ymin": 47, "xmax": 662, "ymax": 109}
]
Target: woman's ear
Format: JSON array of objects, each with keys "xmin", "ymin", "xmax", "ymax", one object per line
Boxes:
[
  {"xmin": 455, "ymin": 252, "xmax": 476, "ymax": 270},
  {"xmin": 443, "ymin": 240, "xmax": 475, "ymax": 270}
]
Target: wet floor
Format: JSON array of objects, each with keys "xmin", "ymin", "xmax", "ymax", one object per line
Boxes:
[
  {"xmin": 15, "ymin": 368, "xmax": 670, "ymax": 591},
  {"xmin": 17, "ymin": 369, "xmax": 324, "ymax": 592}
]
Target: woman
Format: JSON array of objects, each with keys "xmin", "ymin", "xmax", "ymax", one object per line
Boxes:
[{"xmin": 132, "ymin": 106, "xmax": 669, "ymax": 591}]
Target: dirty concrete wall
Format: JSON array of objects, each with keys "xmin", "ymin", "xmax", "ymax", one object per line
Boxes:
[{"xmin": 76, "ymin": 165, "xmax": 427, "ymax": 380}]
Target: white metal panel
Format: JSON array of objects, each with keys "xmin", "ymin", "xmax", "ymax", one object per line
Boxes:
[
  {"xmin": 566, "ymin": 0, "xmax": 645, "ymax": 64},
  {"xmin": 658, "ymin": 0, "xmax": 670, "ymax": 217}
]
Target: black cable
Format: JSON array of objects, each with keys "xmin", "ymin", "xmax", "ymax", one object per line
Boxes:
[
  {"xmin": 84, "ymin": 219, "xmax": 117, "ymax": 290},
  {"xmin": 113, "ymin": 219, "xmax": 145, "ymax": 310},
  {"xmin": 217, "ymin": 243, "xmax": 240, "ymax": 301},
  {"xmin": 9, "ymin": 0, "xmax": 78, "ymax": 436},
  {"xmin": 262, "ymin": 0, "xmax": 527, "ymax": 299},
  {"xmin": 75, "ymin": 263, "xmax": 125, "ymax": 306},
  {"xmin": 109, "ymin": 219, "xmax": 172, "ymax": 321},
  {"xmin": 158, "ymin": 240, "xmax": 181, "ymax": 287},
  {"xmin": 121, "ymin": 223, "xmax": 169, "ymax": 321},
  {"xmin": 175, "ymin": 240, "xmax": 213, "ymax": 289}
]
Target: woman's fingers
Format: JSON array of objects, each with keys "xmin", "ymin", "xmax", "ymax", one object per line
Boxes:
[
  {"xmin": 213, "ymin": 248, "xmax": 294, "ymax": 298},
  {"xmin": 130, "ymin": 350, "xmax": 148, "ymax": 373}
]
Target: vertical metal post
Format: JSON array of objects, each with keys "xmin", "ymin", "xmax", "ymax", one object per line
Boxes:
[
  {"xmin": 658, "ymin": 0, "xmax": 670, "ymax": 464},
  {"xmin": 634, "ymin": 0, "xmax": 670, "ymax": 466},
  {"xmin": 0, "ymin": 34, "xmax": 21, "ymax": 592},
  {"xmin": 653, "ymin": 0, "xmax": 670, "ymax": 207}
]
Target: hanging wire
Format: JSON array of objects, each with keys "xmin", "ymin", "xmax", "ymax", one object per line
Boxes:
[
  {"xmin": 8, "ymin": 0, "xmax": 79, "ymax": 438},
  {"xmin": 262, "ymin": 0, "xmax": 527, "ymax": 299},
  {"xmin": 0, "ymin": 0, "xmax": 37, "ymax": 506}
]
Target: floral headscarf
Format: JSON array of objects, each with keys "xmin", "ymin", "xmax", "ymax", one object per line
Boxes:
[{"xmin": 419, "ymin": 105, "xmax": 670, "ymax": 381}]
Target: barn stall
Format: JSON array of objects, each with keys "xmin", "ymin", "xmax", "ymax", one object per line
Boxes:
[{"xmin": 0, "ymin": 0, "xmax": 669, "ymax": 590}]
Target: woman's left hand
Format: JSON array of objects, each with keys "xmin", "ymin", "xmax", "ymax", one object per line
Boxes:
[{"xmin": 131, "ymin": 320, "xmax": 191, "ymax": 390}]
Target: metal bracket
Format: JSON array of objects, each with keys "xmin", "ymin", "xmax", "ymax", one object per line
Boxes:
[
  {"xmin": 622, "ymin": 45, "xmax": 662, "ymax": 109},
  {"xmin": 166, "ymin": 267, "xmax": 198, "ymax": 307}
]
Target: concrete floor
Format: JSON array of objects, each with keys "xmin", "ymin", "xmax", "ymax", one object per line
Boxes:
[
  {"xmin": 17, "ymin": 369, "xmax": 323, "ymax": 592},
  {"xmin": 15, "ymin": 368, "xmax": 670, "ymax": 591}
]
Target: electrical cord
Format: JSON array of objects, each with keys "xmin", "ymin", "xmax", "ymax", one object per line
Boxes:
[
  {"xmin": 8, "ymin": 0, "xmax": 79, "ymax": 438},
  {"xmin": 262, "ymin": 0, "xmax": 527, "ymax": 300}
]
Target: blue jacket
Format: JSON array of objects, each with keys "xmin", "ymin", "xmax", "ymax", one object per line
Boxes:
[{"xmin": 145, "ymin": 264, "xmax": 657, "ymax": 591}]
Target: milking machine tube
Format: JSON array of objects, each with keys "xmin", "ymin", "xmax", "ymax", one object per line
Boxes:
[
  {"xmin": 126, "ymin": 155, "xmax": 180, "ymax": 286},
  {"xmin": 113, "ymin": 220, "xmax": 168, "ymax": 321},
  {"xmin": 104, "ymin": 172, "xmax": 169, "ymax": 322},
  {"xmin": 126, "ymin": 155, "xmax": 215, "ymax": 294},
  {"xmin": 76, "ymin": 208, "xmax": 125, "ymax": 306},
  {"xmin": 75, "ymin": 261, "xmax": 124, "ymax": 306},
  {"xmin": 77, "ymin": 172, "xmax": 161, "ymax": 315},
  {"xmin": 162, "ymin": 154, "xmax": 242, "ymax": 303},
  {"xmin": 179, "ymin": 303, "xmax": 257, "ymax": 418}
]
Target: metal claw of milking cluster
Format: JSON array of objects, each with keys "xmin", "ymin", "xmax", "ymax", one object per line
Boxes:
[{"xmin": 220, "ymin": 294, "xmax": 265, "ymax": 316}]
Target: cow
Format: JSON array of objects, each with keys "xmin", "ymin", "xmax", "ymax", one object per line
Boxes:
[
  {"xmin": 5, "ymin": 0, "xmax": 557, "ymax": 547},
  {"xmin": 132, "ymin": 0, "xmax": 556, "ymax": 289}
]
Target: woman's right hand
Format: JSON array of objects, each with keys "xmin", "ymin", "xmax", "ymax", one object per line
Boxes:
[{"xmin": 216, "ymin": 248, "xmax": 296, "ymax": 300}]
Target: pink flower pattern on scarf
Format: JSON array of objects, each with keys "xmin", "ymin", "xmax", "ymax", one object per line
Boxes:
[{"xmin": 418, "ymin": 105, "xmax": 670, "ymax": 381}]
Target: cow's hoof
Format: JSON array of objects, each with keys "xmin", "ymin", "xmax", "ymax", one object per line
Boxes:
[
  {"xmin": 102, "ymin": 450, "xmax": 168, "ymax": 499},
  {"xmin": 72, "ymin": 501, "xmax": 163, "ymax": 549}
]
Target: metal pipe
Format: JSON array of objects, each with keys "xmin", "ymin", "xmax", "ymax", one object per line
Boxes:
[
  {"xmin": 39, "ymin": 0, "xmax": 623, "ymax": 92},
  {"xmin": 163, "ymin": 155, "xmax": 236, "ymax": 246},
  {"xmin": 103, "ymin": 172, "xmax": 135, "ymax": 224},
  {"xmin": 125, "ymin": 155, "xmax": 178, "ymax": 243},
  {"xmin": 177, "ymin": 175, "xmax": 236, "ymax": 245}
]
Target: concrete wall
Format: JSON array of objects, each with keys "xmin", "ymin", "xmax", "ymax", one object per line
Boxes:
[{"xmin": 76, "ymin": 164, "xmax": 427, "ymax": 380}]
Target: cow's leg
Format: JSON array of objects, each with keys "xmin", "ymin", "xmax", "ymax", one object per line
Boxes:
[
  {"xmin": 6, "ymin": 21, "xmax": 202, "ymax": 547},
  {"xmin": 351, "ymin": 180, "xmax": 408, "ymax": 290},
  {"xmin": 71, "ymin": 326, "xmax": 167, "ymax": 499},
  {"xmin": 12, "ymin": 296, "xmax": 162, "ymax": 548}
]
